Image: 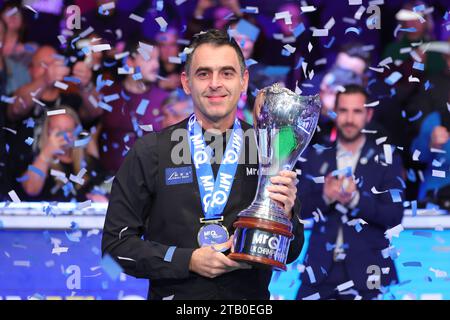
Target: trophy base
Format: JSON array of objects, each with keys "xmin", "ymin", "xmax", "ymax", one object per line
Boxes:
[
  {"xmin": 229, "ymin": 217, "xmax": 293, "ymax": 271},
  {"xmin": 227, "ymin": 253, "xmax": 286, "ymax": 271}
]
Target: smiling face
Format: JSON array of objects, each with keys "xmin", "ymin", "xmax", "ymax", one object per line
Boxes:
[
  {"xmin": 336, "ymin": 92, "xmax": 373, "ymax": 143},
  {"xmin": 181, "ymin": 43, "xmax": 248, "ymax": 126}
]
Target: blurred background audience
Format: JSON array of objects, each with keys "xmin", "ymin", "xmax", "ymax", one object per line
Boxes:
[{"xmin": 0, "ymin": 0, "xmax": 447, "ymax": 213}]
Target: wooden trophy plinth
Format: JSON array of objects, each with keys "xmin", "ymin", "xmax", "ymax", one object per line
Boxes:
[{"xmin": 228, "ymin": 217, "xmax": 293, "ymax": 271}]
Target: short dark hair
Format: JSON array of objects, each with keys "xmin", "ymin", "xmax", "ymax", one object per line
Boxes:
[
  {"xmin": 335, "ymin": 84, "xmax": 368, "ymax": 108},
  {"xmin": 184, "ymin": 29, "xmax": 246, "ymax": 76}
]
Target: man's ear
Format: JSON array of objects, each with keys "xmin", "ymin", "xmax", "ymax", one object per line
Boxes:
[{"xmin": 180, "ymin": 71, "xmax": 191, "ymax": 95}]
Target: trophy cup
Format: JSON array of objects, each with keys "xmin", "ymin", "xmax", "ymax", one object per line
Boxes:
[{"xmin": 228, "ymin": 83, "xmax": 321, "ymax": 271}]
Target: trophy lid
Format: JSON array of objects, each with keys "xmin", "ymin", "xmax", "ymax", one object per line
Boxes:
[{"xmin": 253, "ymin": 83, "xmax": 321, "ymax": 127}]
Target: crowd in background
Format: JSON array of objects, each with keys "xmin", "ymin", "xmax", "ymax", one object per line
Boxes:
[{"xmin": 0, "ymin": 0, "xmax": 448, "ymax": 210}]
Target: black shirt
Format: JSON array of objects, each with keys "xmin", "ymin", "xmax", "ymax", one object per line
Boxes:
[{"xmin": 102, "ymin": 117, "xmax": 304, "ymax": 300}]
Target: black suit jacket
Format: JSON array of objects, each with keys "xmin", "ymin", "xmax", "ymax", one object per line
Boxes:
[{"xmin": 102, "ymin": 117, "xmax": 304, "ymax": 299}]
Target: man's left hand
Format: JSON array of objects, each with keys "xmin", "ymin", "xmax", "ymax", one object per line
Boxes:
[{"xmin": 267, "ymin": 170, "xmax": 298, "ymax": 220}]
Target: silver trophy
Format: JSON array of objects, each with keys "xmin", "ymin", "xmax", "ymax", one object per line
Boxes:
[{"xmin": 229, "ymin": 83, "xmax": 321, "ymax": 271}]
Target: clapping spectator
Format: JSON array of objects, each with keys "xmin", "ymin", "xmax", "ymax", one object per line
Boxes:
[
  {"xmin": 296, "ymin": 85, "xmax": 403, "ymax": 300},
  {"xmin": 20, "ymin": 106, "xmax": 106, "ymax": 202}
]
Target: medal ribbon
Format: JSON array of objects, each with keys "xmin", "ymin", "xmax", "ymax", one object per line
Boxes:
[{"xmin": 188, "ymin": 114, "xmax": 243, "ymax": 220}]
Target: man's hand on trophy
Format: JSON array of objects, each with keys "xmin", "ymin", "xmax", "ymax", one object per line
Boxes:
[
  {"xmin": 267, "ymin": 170, "xmax": 298, "ymax": 220},
  {"xmin": 189, "ymin": 236, "xmax": 252, "ymax": 278}
]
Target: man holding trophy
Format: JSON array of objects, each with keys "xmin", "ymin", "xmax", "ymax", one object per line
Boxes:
[{"xmin": 102, "ymin": 29, "xmax": 321, "ymax": 299}]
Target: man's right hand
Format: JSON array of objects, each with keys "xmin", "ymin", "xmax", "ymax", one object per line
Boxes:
[
  {"xmin": 45, "ymin": 59, "xmax": 70, "ymax": 86},
  {"xmin": 189, "ymin": 236, "xmax": 252, "ymax": 278},
  {"xmin": 430, "ymin": 126, "xmax": 449, "ymax": 149}
]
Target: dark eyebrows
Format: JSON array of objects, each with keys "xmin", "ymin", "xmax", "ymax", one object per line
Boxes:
[
  {"xmin": 194, "ymin": 66, "xmax": 238, "ymax": 74},
  {"xmin": 337, "ymin": 106, "xmax": 365, "ymax": 112},
  {"xmin": 194, "ymin": 67, "xmax": 212, "ymax": 74},
  {"xmin": 221, "ymin": 66, "xmax": 238, "ymax": 73}
]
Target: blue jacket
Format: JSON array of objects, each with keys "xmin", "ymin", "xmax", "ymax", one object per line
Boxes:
[
  {"xmin": 296, "ymin": 138, "xmax": 404, "ymax": 290},
  {"xmin": 410, "ymin": 111, "xmax": 450, "ymax": 200}
]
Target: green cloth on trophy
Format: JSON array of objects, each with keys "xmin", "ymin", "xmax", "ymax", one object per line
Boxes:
[{"xmin": 273, "ymin": 127, "xmax": 298, "ymax": 161}]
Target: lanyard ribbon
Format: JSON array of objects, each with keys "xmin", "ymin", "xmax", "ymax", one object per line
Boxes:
[{"xmin": 188, "ymin": 114, "xmax": 243, "ymax": 220}]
